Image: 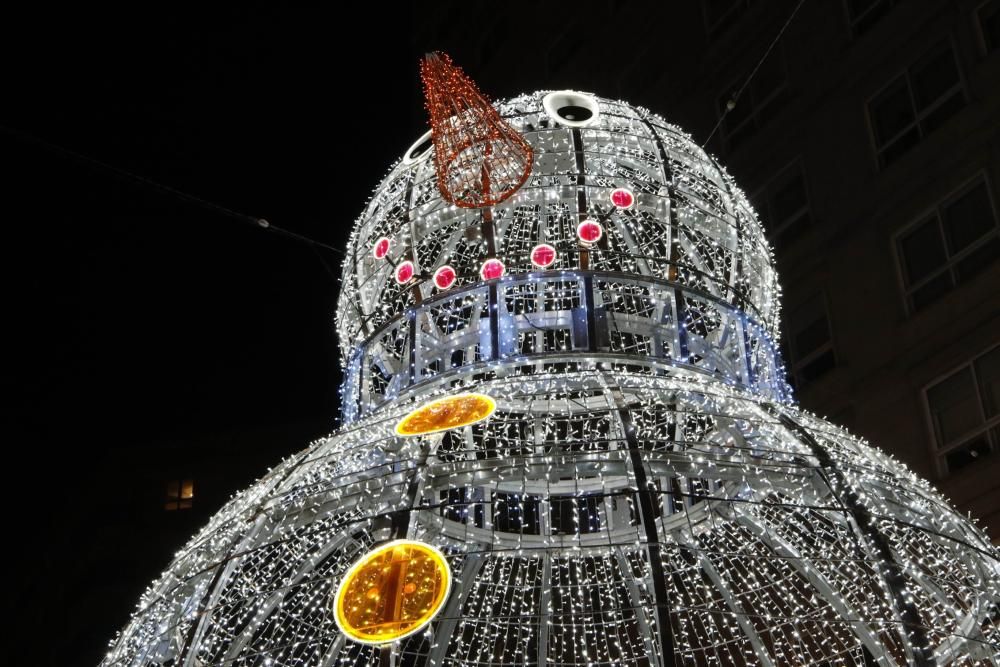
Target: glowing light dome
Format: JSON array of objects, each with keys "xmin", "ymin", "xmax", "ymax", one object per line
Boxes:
[{"xmin": 103, "ymin": 91, "xmax": 1000, "ymax": 666}]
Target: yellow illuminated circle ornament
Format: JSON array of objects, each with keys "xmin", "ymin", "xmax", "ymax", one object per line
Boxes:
[
  {"xmin": 394, "ymin": 393, "xmax": 496, "ymax": 437},
  {"xmin": 334, "ymin": 540, "xmax": 452, "ymax": 645}
]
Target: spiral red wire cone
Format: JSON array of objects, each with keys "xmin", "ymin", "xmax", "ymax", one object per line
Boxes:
[{"xmin": 420, "ymin": 52, "xmax": 533, "ymax": 208}]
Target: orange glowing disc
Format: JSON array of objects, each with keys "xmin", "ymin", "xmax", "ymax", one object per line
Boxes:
[
  {"xmin": 333, "ymin": 540, "xmax": 451, "ymax": 645},
  {"xmin": 394, "ymin": 393, "xmax": 496, "ymax": 437}
]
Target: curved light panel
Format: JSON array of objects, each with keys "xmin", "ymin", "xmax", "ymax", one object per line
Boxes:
[{"xmin": 394, "ymin": 393, "xmax": 496, "ymax": 437}]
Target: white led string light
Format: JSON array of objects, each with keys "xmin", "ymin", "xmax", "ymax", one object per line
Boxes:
[{"xmin": 102, "ymin": 91, "xmax": 1000, "ymax": 666}]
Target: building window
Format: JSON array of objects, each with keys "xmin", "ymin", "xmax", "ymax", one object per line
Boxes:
[
  {"xmin": 868, "ymin": 40, "xmax": 965, "ymax": 168},
  {"xmin": 896, "ymin": 177, "xmax": 999, "ymax": 311},
  {"xmin": 752, "ymin": 161, "xmax": 812, "ymax": 252},
  {"xmin": 703, "ymin": 0, "xmax": 751, "ymax": 37},
  {"xmin": 165, "ymin": 479, "xmax": 194, "ymax": 511},
  {"xmin": 550, "ymin": 495, "xmax": 603, "ymax": 535},
  {"xmin": 979, "ymin": 0, "xmax": 1000, "ymax": 54},
  {"xmin": 717, "ymin": 49, "xmax": 789, "ymax": 152},
  {"xmin": 786, "ymin": 294, "xmax": 836, "ymax": 389},
  {"xmin": 845, "ymin": 0, "xmax": 898, "ymax": 37},
  {"xmin": 925, "ymin": 345, "xmax": 1000, "ymax": 475}
]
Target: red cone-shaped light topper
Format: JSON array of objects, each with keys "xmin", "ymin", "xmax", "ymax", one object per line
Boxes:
[{"xmin": 420, "ymin": 52, "xmax": 533, "ymax": 208}]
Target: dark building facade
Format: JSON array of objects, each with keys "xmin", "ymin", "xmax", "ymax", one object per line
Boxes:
[{"xmin": 416, "ymin": 0, "xmax": 1000, "ymax": 541}]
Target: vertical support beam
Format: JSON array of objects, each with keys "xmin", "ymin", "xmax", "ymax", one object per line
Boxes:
[
  {"xmin": 342, "ymin": 347, "xmax": 363, "ymax": 424},
  {"xmin": 481, "ymin": 207, "xmax": 497, "ymax": 258},
  {"xmin": 732, "ymin": 511, "xmax": 899, "ymax": 666},
  {"xmin": 391, "ymin": 440, "xmax": 432, "ymax": 540},
  {"xmin": 740, "ymin": 315, "xmax": 756, "ymax": 388},
  {"xmin": 707, "ymin": 152, "xmax": 749, "ymax": 309},
  {"xmin": 488, "ymin": 282, "xmax": 501, "ymax": 361},
  {"xmin": 350, "ymin": 232, "xmax": 370, "ymax": 338},
  {"xmin": 609, "ymin": 384, "xmax": 675, "ymax": 666},
  {"xmin": 427, "ymin": 554, "xmax": 487, "ymax": 667},
  {"xmin": 571, "ymin": 128, "xmax": 590, "ymax": 272},
  {"xmin": 674, "ymin": 288, "xmax": 691, "ymax": 362},
  {"xmin": 407, "ymin": 308, "xmax": 418, "ymax": 386},
  {"xmin": 657, "ymin": 284, "xmax": 677, "ymax": 362},
  {"xmin": 318, "ymin": 634, "xmax": 346, "ymax": 667},
  {"xmin": 583, "ymin": 274, "xmax": 598, "ymax": 353},
  {"xmin": 638, "ymin": 117, "xmax": 679, "ymax": 283},
  {"xmin": 382, "ymin": 440, "xmax": 435, "ymax": 667},
  {"xmin": 537, "ymin": 554, "xmax": 552, "ymax": 666},
  {"xmin": 613, "ymin": 549, "xmax": 659, "ymax": 662},
  {"xmin": 766, "ymin": 405, "xmax": 934, "ymax": 666},
  {"xmin": 178, "ymin": 450, "xmax": 311, "ymax": 667},
  {"xmin": 402, "ymin": 171, "xmax": 423, "ymax": 310}
]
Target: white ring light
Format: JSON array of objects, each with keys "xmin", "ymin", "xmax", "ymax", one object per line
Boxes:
[
  {"xmin": 542, "ymin": 91, "xmax": 600, "ymax": 128},
  {"xmin": 402, "ymin": 130, "xmax": 434, "ymax": 166}
]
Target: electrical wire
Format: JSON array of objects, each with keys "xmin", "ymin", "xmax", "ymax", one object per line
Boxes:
[
  {"xmin": 702, "ymin": 0, "xmax": 809, "ymax": 149},
  {"xmin": 0, "ymin": 122, "xmax": 346, "ymax": 257}
]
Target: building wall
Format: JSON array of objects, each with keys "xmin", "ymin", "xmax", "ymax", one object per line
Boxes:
[{"xmin": 414, "ymin": 0, "xmax": 1000, "ymax": 541}]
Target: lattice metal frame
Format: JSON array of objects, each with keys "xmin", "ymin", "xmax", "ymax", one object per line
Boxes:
[{"xmin": 103, "ymin": 92, "xmax": 1000, "ymax": 666}]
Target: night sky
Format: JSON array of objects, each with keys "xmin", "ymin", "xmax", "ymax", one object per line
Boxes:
[
  {"xmin": 6, "ymin": 5, "xmax": 595, "ymax": 663},
  {"xmin": 5, "ymin": 7, "xmax": 426, "ymax": 664}
]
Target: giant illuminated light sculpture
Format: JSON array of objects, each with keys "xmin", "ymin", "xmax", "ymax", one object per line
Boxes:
[{"xmin": 103, "ymin": 55, "xmax": 1000, "ymax": 666}]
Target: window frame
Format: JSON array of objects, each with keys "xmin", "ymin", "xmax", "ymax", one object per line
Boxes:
[
  {"xmin": 785, "ymin": 291, "xmax": 837, "ymax": 389},
  {"xmin": 976, "ymin": 0, "xmax": 1000, "ymax": 56},
  {"xmin": 922, "ymin": 344, "xmax": 1000, "ymax": 476},
  {"xmin": 842, "ymin": 0, "xmax": 898, "ymax": 38},
  {"xmin": 703, "ymin": 0, "xmax": 752, "ymax": 38},
  {"xmin": 865, "ymin": 38, "xmax": 967, "ymax": 169},
  {"xmin": 750, "ymin": 158, "xmax": 813, "ymax": 251},
  {"xmin": 892, "ymin": 172, "xmax": 999, "ymax": 314},
  {"xmin": 165, "ymin": 478, "xmax": 194, "ymax": 511}
]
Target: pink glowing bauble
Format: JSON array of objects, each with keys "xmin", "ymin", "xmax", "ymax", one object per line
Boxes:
[
  {"xmin": 610, "ymin": 188, "xmax": 635, "ymax": 209},
  {"xmin": 577, "ymin": 220, "xmax": 603, "ymax": 245},
  {"xmin": 394, "ymin": 260, "xmax": 415, "ymax": 284},
  {"xmin": 479, "ymin": 258, "xmax": 505, "ymax": 281},
  {"xmin": 433, "ymin": 265, "xmax": 456, "ymax": 289},
  {"xmin": 372, "ymin": 237, "xmax": 390, "ymax": 259},
  {"xmin": 530, "ymin": 243, "xmax": 557, "ymax": 268}
]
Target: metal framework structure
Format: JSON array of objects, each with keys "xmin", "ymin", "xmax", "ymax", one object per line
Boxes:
[{"xmin": 103, "ymin": 92, "xmax": 1000, "ymax": 666}]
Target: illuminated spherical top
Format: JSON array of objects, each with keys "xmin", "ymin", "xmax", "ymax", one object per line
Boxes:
[
  {"xmin": 337, "ymin": 92, "xmax": 780, "ymax": 358},
  {"xmin": 336, "ymin": 92, "xmax": 787, "ymax": 424}
]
